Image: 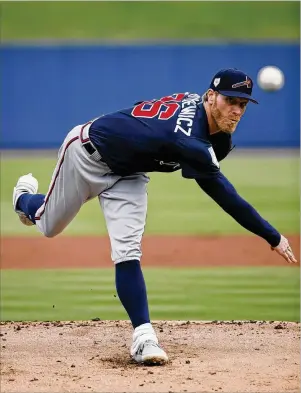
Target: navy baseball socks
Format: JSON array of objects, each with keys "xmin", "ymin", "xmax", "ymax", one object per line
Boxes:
[
  {"xmin": 17, "ymin": 193, "xmax": 45, "ymax": 224},
  {"xmin": 13, "ymin": 173, "xmax": 44, "ymax": 225},
  {"xmin": 115, "ymin": 260, "xmax": 150, "ymax": 328},
  {"xmin": 115, "ymin": 260, "xmax": 168, "ymax": 364}
]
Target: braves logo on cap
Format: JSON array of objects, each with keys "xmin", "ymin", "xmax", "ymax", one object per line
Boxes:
[
  {"xmin": 232, "ymin": 76, "xmax": 252, "ymax": 89},
  {"xmin": 213, "ymin": 78, "xmax": 221, "ymax": 87}
]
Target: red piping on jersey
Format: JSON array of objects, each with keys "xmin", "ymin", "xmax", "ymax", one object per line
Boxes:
[
  {"xmin": 35, "ymin": 136, "xmax": 79, "ymax": 221},
  {"xmin": 80, "ymin": 121, "xmax": 93, "ymax": 143}
]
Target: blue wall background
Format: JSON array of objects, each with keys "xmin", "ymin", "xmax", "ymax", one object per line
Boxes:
[{"xmin": 1, "ymin": 44, "xmax": 300, "ymax": 148}]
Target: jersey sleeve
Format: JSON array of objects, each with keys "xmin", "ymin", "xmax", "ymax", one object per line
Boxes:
[
  {"xmin": 196, "ymin": 172, "xmax": 281, "ymax": 247},
  {"xmin": 177, "ymin": 138, "xmax": 220, "ymax": 179}
]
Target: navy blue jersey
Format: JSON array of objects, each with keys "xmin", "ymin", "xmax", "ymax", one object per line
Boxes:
[
  {"xmin": 89, "ymin": 93, "xmax": 282, "ymax": 249},
  {"xmin": 89, "ymin": 93, "xmax": 220, "ymax": 178}
]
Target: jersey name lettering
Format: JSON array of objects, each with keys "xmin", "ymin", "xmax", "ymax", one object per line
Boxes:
[{"xmin": 174, "ymin": 94, "xmax": 200, "ymax": 137}]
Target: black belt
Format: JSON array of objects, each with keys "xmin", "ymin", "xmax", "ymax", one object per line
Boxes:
[
  {"xmin": 82, "ymin": 141, "xmax": 97, "ymax": 155},
  {"xmin": 82, "ymin": 140, "xmax": 104, "ymax": 162}
]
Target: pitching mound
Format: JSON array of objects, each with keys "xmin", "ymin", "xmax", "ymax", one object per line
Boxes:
[{"xmin": 0, "ymin": 320, "xmax": 299, "ymax": 392}]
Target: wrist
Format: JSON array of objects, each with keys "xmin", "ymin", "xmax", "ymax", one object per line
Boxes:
[{"xmin": 269, "ymin": 232, "xmax": 281, "ymax": 248}]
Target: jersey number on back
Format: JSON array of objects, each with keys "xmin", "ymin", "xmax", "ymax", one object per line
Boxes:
[{"xmin": 131, "ymin": 94, "xmax": 185, "ymax": 120}]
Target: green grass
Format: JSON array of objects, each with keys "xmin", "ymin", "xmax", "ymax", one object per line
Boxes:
[
  {"xmin": 1, "ymin": 1, "xmax": 299, "ymax": 41},
  {"xmin": 1, "ymin": 155, "xmax": 299, "ymax": 236},
  {"xmin": 1, "ymin": 267, "xmax": 299, "ymax": 322}
]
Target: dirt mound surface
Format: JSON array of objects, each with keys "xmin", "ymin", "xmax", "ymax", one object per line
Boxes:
[{"xmin": 0, "ymin": 320, "xmax": 299, "ymax": 392}]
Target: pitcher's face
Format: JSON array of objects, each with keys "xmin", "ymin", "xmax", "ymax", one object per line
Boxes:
[{"xmin": 209, "ymin": 92, "xmax": 248, "ymax": 133}]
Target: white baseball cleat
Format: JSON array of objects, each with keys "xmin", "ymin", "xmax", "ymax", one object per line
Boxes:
[
  {"xmin": 13, "ymin": 173, "xmax": 39, "ymax": 226},
  {"xmin": 132, "ymin": 339, "xmax": 168, "ymax": 365},
  {"xmin": 130, "ymin": 323, "xmax": 168, "ymax": 365}
]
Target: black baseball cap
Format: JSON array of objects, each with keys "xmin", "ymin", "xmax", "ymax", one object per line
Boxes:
[{"xmin": 209, "ymin": 68, "xmax": 258, "ymax": 104}]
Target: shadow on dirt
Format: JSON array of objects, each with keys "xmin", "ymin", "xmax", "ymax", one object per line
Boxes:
[{"xmin": 99, "ymin": 355, "xmax": 172, "ymax": 369}]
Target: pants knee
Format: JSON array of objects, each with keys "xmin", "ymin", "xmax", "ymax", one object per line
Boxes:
[
  {"xmin": 44, "ymin": 229, "xmax": 58, "ymax": 238},
  {"xmin": 36, "ymin": 219, "xmax": 63, "ymax": 238}
]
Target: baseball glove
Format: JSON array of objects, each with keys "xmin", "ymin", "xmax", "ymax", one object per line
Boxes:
[{"xmin": 209, "ymin": 132, "xmax": 235, "ymax": 162}]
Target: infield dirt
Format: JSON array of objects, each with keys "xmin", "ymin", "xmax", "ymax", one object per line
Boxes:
[
  {"xmin": 1, "ymin": 234, "xmax": 300, "ymax": 268},
  {"xmin": 1, "ymin": 235, "xmax": 300, "ymax": 392},
  {"xmin": 0, "ymin": 320, "xmax": 300, "ymax": 393}
]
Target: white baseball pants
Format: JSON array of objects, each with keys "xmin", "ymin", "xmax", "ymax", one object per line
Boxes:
[{"xmin": 35, "ymin": 123, "xmax": 149, "ymax": 264}]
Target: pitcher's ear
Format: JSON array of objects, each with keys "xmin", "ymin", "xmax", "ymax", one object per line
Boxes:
[{"xmin": 207, "ymin": 89, "xmax": 215, "ymax": 105}]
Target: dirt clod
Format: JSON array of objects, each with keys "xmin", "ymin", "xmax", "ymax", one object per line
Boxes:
[{"xmin": 275, "ymin": 324, "xmax": 285, "ymax": 330}]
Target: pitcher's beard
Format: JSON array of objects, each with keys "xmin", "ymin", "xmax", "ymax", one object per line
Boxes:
[{"xmin": 211, "ymin": 106, "xmax": 239, "ymax": 133}]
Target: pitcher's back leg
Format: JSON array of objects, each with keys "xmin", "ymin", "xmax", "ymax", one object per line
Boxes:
[
  {"xmin": 13, "ymin": 131, "xmax": 89, "ymax": 237},
  {"xmin": 35, "ymin": 136, "xmax": 92, "ymax": 237}
]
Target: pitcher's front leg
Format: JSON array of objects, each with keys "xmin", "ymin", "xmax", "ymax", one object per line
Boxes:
[{"xmin": 100, "ymin": 173, "xmax": 168, "ymax": 365}]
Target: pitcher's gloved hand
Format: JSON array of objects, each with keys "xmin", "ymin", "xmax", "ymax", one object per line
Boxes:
[
  {"xmin": 209, "ymin": 131, "xmax": 235, "ymax": 162},
  {"xmin": 271, "ymin": 235, "xmax": 298, "ymax": 264}
]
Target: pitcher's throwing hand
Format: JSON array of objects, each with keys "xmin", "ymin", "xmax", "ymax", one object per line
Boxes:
[{"xmin": 272, "ymin": 235, "xmax": 297, "ymax": 264}]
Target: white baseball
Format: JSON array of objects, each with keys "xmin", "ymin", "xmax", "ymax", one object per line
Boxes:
[{"xmin": 257, "ymin": 66, "xmax": 284, "ymax": 91}]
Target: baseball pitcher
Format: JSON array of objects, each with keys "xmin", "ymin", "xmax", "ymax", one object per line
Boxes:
[{"xmin": 13, "ymin": 68, "xmax": 297, "ymax": 365}]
